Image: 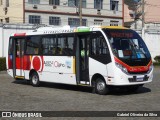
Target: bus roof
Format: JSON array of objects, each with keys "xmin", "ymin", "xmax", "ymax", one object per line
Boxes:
[
  {"xmin": 101, "ymin": 26, "xmax": 128, "ymax": 29},
  {"xmin": 10, "ymin": 25, "xmax": 129, "ymax": 37}
]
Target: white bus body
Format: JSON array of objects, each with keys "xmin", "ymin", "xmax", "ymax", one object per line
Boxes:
[{"xmin": 6, "ymin": 26, "xmax": 153, "ymax": 95}]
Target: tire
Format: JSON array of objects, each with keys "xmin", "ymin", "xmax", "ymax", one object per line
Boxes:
[
  {"xmin": 30, "ymin": 72, "xmax": 40, "ymax": 87},
  {"xmin": 95, "ymin": 78, "xmax": 109, "ymax": 95}
]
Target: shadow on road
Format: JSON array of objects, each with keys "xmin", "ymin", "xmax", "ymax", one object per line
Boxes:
[
  {"xmin": 12, "ymin": 80, "xmax": 151, "ymax": 95},
  {"xmin": 108, "ymin": 86, "xmax": 151, "ymax": 96}
]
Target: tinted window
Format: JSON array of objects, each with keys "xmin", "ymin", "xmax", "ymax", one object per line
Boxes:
[
  {"xmin": 8, "ymin": 38, "xmax": 13, "ymax": 55},
  {"xmin": 41, "ymin": 34, "xmax": 75, "ymax": 56},
  {"xmin": 42, "ymin": 36, "xmax": 57, "ymax": 55},
  {"xmin": 91, "ymin": 33, "xmax": 109, "ymax": 55},
  {"xmin": 104, "ymin": 29, "xmax": 151, "ymax": 59},
  {"xmin": 90, "ymin": 32, "xmax": 111, "ymax": 64},
  {"xmin": 57, "ymin": 35, "xmax": 74, "ymax": 55},
  {"xmin": 26, "ymin": 36, "xmax": 40, "ymax": 55}
]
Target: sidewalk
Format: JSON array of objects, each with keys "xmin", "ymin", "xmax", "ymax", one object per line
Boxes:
[{"xmin": 0, "ymin": 71, "xmax": 7, "ymax": 74}]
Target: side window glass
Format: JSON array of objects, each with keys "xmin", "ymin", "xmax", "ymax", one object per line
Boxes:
[
  {"xmin": 9, "ymin": 38, "xmax": 13, "ymax": 55},
  {"xmin": 63, "ymin": 36, "xmax": 74, "ymax": 55},
  {"xmin": 91, "ymin": 32, "xmax": 109, "ymax": 56},
  {"xmin": 57, "ymin": 35, "xmax": 74, "ymax": 56},
  {"xmin": 57, "ymin": 36, "xmax": 64, "ymax": 55},
  {"xmin": 42, "ymin": 36, "xmax": 56, "ymax": 55},
  {"xmin": 26, "ymin": 36, "xmax": 40, "ymax": 55}
]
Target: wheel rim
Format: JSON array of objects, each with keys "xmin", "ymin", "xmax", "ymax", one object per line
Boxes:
[
  {"xmin": 97, "ymin": 81, "xmax": 106, "ymax": 91},
  {"xmin": 32, "ymin": 75, "xmax": 38, "ymax": 85}
]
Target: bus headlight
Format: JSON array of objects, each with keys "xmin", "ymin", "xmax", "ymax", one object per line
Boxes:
[
  {"xmin": 147, "ymin": 64, "xmax": 153, "ymax": 74},
  {"xmin": 115, "ymin": 62, "xmax": 128, "ymax": 74}
]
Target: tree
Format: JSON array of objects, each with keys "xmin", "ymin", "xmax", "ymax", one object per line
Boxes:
[{"xmin": 124, "ymin": 0, "xmax": 139, "ymax": 10}]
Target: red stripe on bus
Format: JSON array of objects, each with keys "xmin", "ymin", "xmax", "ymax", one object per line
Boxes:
[
  {"xmin": 14, "ymin": 33, "xmax": 26, "ymax": 36},
  {"xmin": 114, "ymin": 57, "xmax": 152, "ymax": 73}
]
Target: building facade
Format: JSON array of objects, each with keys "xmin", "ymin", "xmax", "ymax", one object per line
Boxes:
[
  {"xmin": 124, "ymin": 0, "xmax": 160, "ymax": 29},
  {"xmin": 0, "ymin": 0, "xmax": 24, "ymax": 23},
  {"xmin": 0, "ymin": 0, "xmax": 124, "ymax": 26}
]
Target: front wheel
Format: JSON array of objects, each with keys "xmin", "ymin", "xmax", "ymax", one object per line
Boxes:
[
  {"xmin": 30, "ymin": 72, "xmax": 40, "ymax": 87},
  {"xmin": 95, "ymin": 78, "xmax": 109, "ymax": 95}
]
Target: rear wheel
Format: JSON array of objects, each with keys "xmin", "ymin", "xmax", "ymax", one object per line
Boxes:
[
  {"xmin": 30, "ymin": 72, "xmax": 40, "ymax": 87},
  {"xmin": 95, "ymin": 78, "xmax": 109, "ymax": 95}
]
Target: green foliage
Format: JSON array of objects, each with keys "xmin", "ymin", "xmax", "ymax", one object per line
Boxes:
[
  {"xmin": 0, "ymin": 57, "xmax": 6, "ymax": 71},
  {"xmin": 154, "ymin": 56, "xmax": 160, "ymax": 63},
  {"xmin": 153, "ymin": 56, "xmax": 160, "ymax": 66},
  {"xmin": 153, "ymin": 62, "xmax": 160, "ymax": 66}
]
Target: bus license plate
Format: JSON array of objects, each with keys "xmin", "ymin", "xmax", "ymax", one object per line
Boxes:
[{"xmin": 136, "ymin": 77, "xmax": 144, "ymax": 82}]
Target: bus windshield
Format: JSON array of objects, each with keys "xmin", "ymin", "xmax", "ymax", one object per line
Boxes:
[{"xmin": 103, "ymin": 29, "xmax": 151, "ymax": 60}]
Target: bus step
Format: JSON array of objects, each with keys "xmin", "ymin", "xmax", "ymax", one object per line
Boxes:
[
  {"xmin": 15, "ymin": 76, "xmax": 25, "ymax": 79},
  {"xmin": 77, "ymin": 84, "xmax": 90, "ymax": 86}
]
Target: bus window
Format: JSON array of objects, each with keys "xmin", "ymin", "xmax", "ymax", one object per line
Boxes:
[
  {"xmin": 57, "ymin": 35, "xmax": 74, "ymax": 56},
  {"xmin": 104, "ymin": 29, "xmax": 151, "ymax": 59},
  {"xmin": 26, "ymin": 36, "xmax": 41, "ymax": 55},
  {"xmin": 63, "ymin": 36, "xmax": 74, "ymax": 55},
  {"xmin": 90, "ymin": 32, "xmax": 111, "ymax": 64},
  {"xmin": 91, "ymin": 34, "xmax": 109, "ymax": 56},
  {"xmin": 16, "ymin": 40, "xmax": 20, "ymax": 57},
  {"xmin": 8, "ymin": 38, "xmax": 13, "ymax": 55},
  {"xmin": 42, "ymin": 36, "xmax": 56, "ymax": 55}
]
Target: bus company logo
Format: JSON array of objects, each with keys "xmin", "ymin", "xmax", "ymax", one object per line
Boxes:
[
  {"xmin": 54, "ymin": 61, "xmax": 65, "ymax": 68},
  {"xmin": 44, "ymin": 61, "xmax": 53, "ymax": 67},
  {"xmin": 31, "ymin": 56, "xmax": 44, "ymax": 72},
  {"xmin": 44, "ymin": 61, "xmax": 65, "ymax": 68}
]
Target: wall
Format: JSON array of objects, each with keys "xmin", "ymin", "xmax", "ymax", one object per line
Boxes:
[
  {"xmin": 135, "ymin": 29, "xmax": 160, "ymax": 61},
  {"xmin": 144, "ymin": 30, "xmax": 160, "ymax": 60},
  {"xmin": 0, "ymin": 24, "xmax": 34, "ymax": 57},
  {"xmin": 0, "ymin": 0, "xmax": 24, "ymax": 23}
]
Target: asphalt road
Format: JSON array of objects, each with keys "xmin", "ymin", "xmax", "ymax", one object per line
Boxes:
[{"xmin": 0, "ymin": 67, "xmax": 160, "ymax": 119}]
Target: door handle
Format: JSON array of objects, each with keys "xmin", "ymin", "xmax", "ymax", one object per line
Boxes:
[{"xmin": 59, "ymin": 73, "xmax": 63, "ymax": 75}]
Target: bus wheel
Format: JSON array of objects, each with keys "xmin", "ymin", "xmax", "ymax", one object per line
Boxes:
[
  {"xmin": 30, "ymin": 72, "xmax": 40, "ymax": 87},
  {"xmin": 95, "ymin": 78, "xmax": 109, "ymax": 95}
]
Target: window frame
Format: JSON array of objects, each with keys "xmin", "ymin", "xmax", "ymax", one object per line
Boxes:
[
  {"xmin": 68, "ymin": 18, "xmax": 87, "ymax": 27},
  {"xmin": 29, "ymin": 15, "xmax": 41, "ymax": 24},
  {"xmin": 68, "ymin": 0, "xmax": 86, "ymax": 8},
  {"xmin": 49, "ymin": 0, "xmax": 60, "ymax": 5},
  {"xmin": 49, "ymin": 16, "xmax": 61, "ymax": 25},
  {"xmin": 94, "ymin": 0, "xmax": 103, "ymax": 9},
  {"xmin": 110, "ymin": 20, "xmax": 119, "ymax": 26},
  {"xmin": 110, "ymin": 0, "xmax": 119, "ymax": 11},
  {"xmin": 28, "ymin": 0, "xmax": 40, "ymax": 4}
]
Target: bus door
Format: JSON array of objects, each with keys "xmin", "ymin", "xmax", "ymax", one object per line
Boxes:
[
  {"xmin": 13, "ymin": 38, "xmax": 25, "ymax": 78},
  {"xmin": 76, "ymin": 34, "xmax": 90, "ymax": 85}
]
